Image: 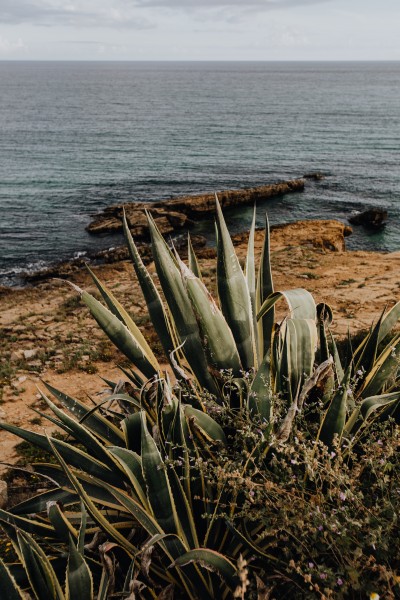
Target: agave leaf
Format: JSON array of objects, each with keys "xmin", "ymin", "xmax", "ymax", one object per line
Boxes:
[
  {"xmin": 11, "ymin": 488, "xmax": 76, "ymax": 516},
  {"xmin": 78, "ymin": 287, "xmax": 158, "ymax": 379},
  {"xmin": 147, "ymin": 211, "xmax": 218, "ymax": 394},
  {"xmin": 86, "ymin": 265, "xmax": 159, "ymax": 372},
  {"xmin": 171, "ymin": 548, "xmax": 237, "ymax": 588},
  {"xmin": 0, "ymin": 507, "xmax": 57, "ymax": 539},
  {"xmin": 78, "ymin": 502, "xmax": 87, "ymax": 555},
  {"xmin": 43, "ymin": 383, "xmax": 124, "ymax": 446},
  {"xmin": 246, "ymin": 206, "xmax": 257, "ymax": 340},
  {"xmin": 360, "ymin": 391, "xmax": 400, "ymax": 421},
  {"xmin": 329, "ymin": 331, "xmax": 344, "ymax": 383},
  {"xmin": 359, "ymin": 334, "xmax": 400, "ymax": 398},
  {"xmin": 317, "ymin": 303, "xmax": 333, "ymax": 363},
  {"xmin": 0, "ymin": 557, "xmax": 25, "ymax": 600},
  {"xmin": 0, "ymin": 421, "xmax": 120, "ymax": 486},
  {"xmin": 17, "ymin": 529, "xmax": 65, "ymax": 600},
  {"xmin": 108, "ymin": 447, "xmax": 149, "ymax": 509},
  {"xmin": 97, "ymin": 479, "xmax": 212, "ymax": 598},
  {"xmin": 140, "ymin": 412, "xmax": 180, "ymax": 535},
  {"xmin": 121, "ymin": 412, "xmax": 142, "ymax": 454},
  {"xmin": 47, "ymin": 501, "xmax": 78, "ymax": 543},
  {"xmin": 33, "ymin": 464, "xmax": 122, "ymax": 510},
  {"xmin": 47, "ymin": 440, "xmax": 137, "ymax": 555},
  {"xmin": 184, "ymin": 406, "xmax": 227, "ymax": 445},
  {"xmin": 286, "ymin": 319, "xmax": 318, "ymax": 398},
  {"xmin": 66, "ymin": 536, "xmax": 93, "ymax": 600},
  {"xmin": 319, "ymin": 366, "xmax": 352, "ymax": 446},
  {"xmin": 180, "ymin": 260, "xmax": 242, "ymax": 376},
  {"xmin": 354, "ymin": 308, "xmax": 385, "ymax": 376},
  {"xmin": 215, "ymin": 196, "xmax": 255, "ymax": 371},
  {"xmin": 188, "ymin": 234, "xmax": 203, "ymax": 280},
  {"xmin": 378, "ymin": 301, "xmax": 400, "ymax": 344},
  {"xmin": 257, "ymin": 288, "xmax": 316, "ymax": 322},
  {"xmin": 256, "ymin": 213, "xmax": 274, "ymax": 360},
  {"xmin": 123, "ymin": 212, "xmax": 177, "ymax": 362},
  {"xmin": 249, "ymin": 356, "xmax": 272, "ymax": 422},
  {"xmin": 39, "ymin": 389, "xmax": 124, "ymax": 473}
]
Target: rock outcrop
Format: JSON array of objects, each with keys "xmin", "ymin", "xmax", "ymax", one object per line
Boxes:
[
  {"xmin": 86, "ymin": 179, "xmax": 305, "ymax": 237},
  {"xmin": 348, "ymin": 208, "xmax": 387, "ymax": 229}
]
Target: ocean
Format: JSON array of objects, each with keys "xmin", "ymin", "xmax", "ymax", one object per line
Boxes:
[{"xmin": 0, "ymin": 61, "xmax": 399, "ymax": 286}]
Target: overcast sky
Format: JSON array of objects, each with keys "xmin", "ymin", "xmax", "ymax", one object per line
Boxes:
[{"xmin": 1, "ymin": 0, "xmax": 399, "ymax": 61}]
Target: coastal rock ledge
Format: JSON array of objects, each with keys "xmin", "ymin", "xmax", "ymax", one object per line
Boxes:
[{"xmin": 86, "ymin": 179, "xmax": 305, "ymax": 237}]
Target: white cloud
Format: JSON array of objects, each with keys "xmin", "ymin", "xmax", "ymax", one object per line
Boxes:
[
  {"xmin": 0, "ymin": 0, "xmax": 153, "ymax": 29},
  {"xmin": 0, "ymin": 35, "xmax": 26, "ymax": 54}
]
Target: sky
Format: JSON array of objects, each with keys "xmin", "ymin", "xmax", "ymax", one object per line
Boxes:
[{"xmin": 0, "ymin": 0, "xmax": 399, "ymax": 61}]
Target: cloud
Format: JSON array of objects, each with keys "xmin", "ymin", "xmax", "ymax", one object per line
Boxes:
[
  {"xmin": 0, "ymin": 0, "xmax": 153, "ymax": 29},
  {"xmin": 0, "ymin": 34, "xmax": 26, "ymax": 54},
  {"xmin": 136, "ymin": 0, "xmax": 331, "ymax": 9}
]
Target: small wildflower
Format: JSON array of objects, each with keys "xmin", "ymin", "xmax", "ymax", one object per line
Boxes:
[
  {"xmin": 337, "ymin": 578, "xmax": 343, "ymax": 586},
  {"xmin": 320, "ymin": 573, "xmax": 327, "ymax": 580},
  {"xmin": 330, "ymin": 451, "xmax": 336, "ymax": 458},
  {"xmin": 308, "ymin": 562, "xmax": 314, "ymax": 568},
  {"xmin": 339, "ymin": 492, "xmax": 346, "ymax": 501},
  {"xmin": 318, "ymin": 525, "xmax": 323, "ymax": 531},
  {"xmin": 369, "ymin": 594, "xmax": 380, "ymax": 600}
]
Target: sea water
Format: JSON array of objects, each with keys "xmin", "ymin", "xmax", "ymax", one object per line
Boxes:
[{"xmin": 0, "ymin": 61, "xmax": 399, "ymax": 285}]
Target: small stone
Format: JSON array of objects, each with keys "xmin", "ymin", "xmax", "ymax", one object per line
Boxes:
[
  {"xmin": 23, "ymin": 348, "xmax": 39, "ymax": 360},
  {"xmin": 0, "ymin": 480, "xmax": 8, "ymax": 509}
]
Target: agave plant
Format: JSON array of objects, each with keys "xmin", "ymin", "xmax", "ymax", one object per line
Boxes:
[{"xmin": 0, "ymin": 199, "xmax": 399, "ymax": 599}]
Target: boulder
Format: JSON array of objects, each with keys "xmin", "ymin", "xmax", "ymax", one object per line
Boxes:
[{"xmin": 348, "ymin": 208, "xmax": 387, "ymax": 229}]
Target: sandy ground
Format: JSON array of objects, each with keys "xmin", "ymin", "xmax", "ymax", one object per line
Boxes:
[{"xmin": 1, "ymin": 220, "xmax": 399, "ymax": 476}]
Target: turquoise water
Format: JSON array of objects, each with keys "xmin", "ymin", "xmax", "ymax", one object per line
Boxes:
[{"xmin": 0, "ymin": 61, "xmax": 399, "ymax": 285}]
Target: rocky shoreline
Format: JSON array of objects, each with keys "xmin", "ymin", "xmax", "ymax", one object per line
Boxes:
[{"xmin": 86, "ymin": 178, "xmax": 305, "ymax": 237}]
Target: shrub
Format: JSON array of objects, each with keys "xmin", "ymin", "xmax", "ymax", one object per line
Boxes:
[{"xmin": 0, "ymin": 200, "xmax": 399, "ymax": 599}]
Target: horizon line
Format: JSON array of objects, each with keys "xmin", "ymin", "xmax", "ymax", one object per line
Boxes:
[{"xmin": 1, "ymin": 59, "xmax": 400, "ymax": 64}]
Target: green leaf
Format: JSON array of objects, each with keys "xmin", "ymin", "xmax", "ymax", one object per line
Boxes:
[
  {"xmin": 47, "ymin": 440, "xmax": 137, "ymax": 556},
  {"xmin": 360, "ymin": 391, "xmax": 400, "ymax": 421},
  {"xmin": 17, "ymin": 529, "xmax": 65, "ymax": 600},
  {"xmin": 86, "ymin": 265, "xmax": 159, "ymax": 372},
  {"xmin": 319, "ymin": 366, "xmax": 351, "ymax": 446},
  {"xmin": 66, "ymin": 536, "xmax": 93, "ymax": 600},
  {"xmin": 47, "ymin": 501, "xmax": 78, "ymax": 542},
  {"xmin": 140, "ymin": 412, "xmax": 179, "ymax": 535},
  {"xmin": 0, "ymin": 508, "xmax": 57, "ymax": 539},
  {"xmin": 147, "ymin": 211, "xmax": 218, "ymax": 394},
  {"xmin": 39, "ymin": 389, "xmax": 124, "ymax": 474},
  {"xmin": 249, "ymin": 356, "xmax": 272, "ymax": 422},
  {"xmin": 215, "ymin": 196, "xmax": 255, "ymax": 371},
  {"xmin": 11, "ymin": 488, "xmax": 76, "ymax": 516},
  {"xmin": 0, "ymin": 557, "xmax": 25, "ymax": 599},
  {"xmin": 180, "ymin": 260, "xmax": 242, "ymax": 376},
  {"xmin": 360, "ymin": 334, "xmax": 400, "ymax": 398},
  {"xmin": 256, "ymin": 213, "xmax": 274, "ymax": 360},
  {"xmin": 257, "ymin": 288, "xmax": 316, "ymax": 322},
  {"xmin": 123, "ymin": 211, "xmax": 177, "ymax": 362},
  {"xmin": 171, "ymin": 548, "xmax": 237, "ymax": 588},
  {"xmin": 75, "ymin": 285, "xmax": 157, "ymax": 379},
  {"xmin": 188, "ymin": 234, "xmax": 203, "ymax": 280},
  {"xmin": 108, "ymin": 446, "xmax": 149, "ymax": 508},
  {"xmin": 0, "ymin": 421, "xmax": 120, "ymax": 486},
  {"xmin": 44, "ymin": 383, "xmax": 124, "ymax": 446},
  {"xmin": 184, "ymin": 406, "xmax": 227, "ymax": 445},
  {"xmin": 246, "ymin": 206, "xmax": 257, "ymax": 347}
]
